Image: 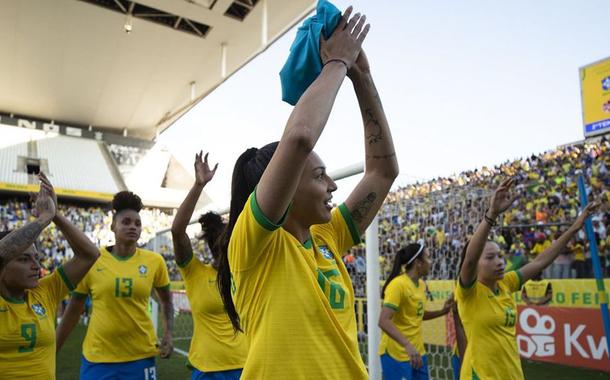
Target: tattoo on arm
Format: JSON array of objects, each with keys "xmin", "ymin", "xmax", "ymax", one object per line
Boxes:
[
  {"xmin": 366, "ymin": 152, "xmax": 397, "ymax": 160},
  {"xmin": 0, "ymin": 220, "xmax": 46, "ymax": 262},
  {"xmin": 351, "ymin": 192, "xmax": 378, "ymax": 224},
  {"xmin": 365, "ymin": 109, "xmax": 383, "ymax": 145}
]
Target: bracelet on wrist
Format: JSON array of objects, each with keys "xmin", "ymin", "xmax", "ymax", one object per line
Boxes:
[
  {"xmin": 484, "ymin": 209, "xmax": 497, "ymax": 227},
  {"xmin": 323, "ymin": 58, "xmax": 348, "ymax": 71}
]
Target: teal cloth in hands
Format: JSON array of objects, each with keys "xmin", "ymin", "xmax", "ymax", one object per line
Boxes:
[{"xmin": 279, "ymin": 0, "xmax": 342, "ymax": 105}]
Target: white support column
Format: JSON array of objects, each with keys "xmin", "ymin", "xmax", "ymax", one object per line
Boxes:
[
  {"xmin": 366, "ymin": 214, "xmax": 381, "ymax": 380},
  {"xmin": 220, "ymin": 43, "xmax": 228, "ymax": 78},
  {"xmin": 261, "ymin": 0, "xmax": 268, "ymax": 46}
]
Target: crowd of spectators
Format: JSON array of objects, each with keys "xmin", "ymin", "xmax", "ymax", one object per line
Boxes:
[
  {"xmin": 1, "ymin": 139, "xmax": 609, "ymax": 289},
  {"xmin": 0, "ymin": 199, "xmax": 173, "ymax": 273},
  {"xmin": 345, "ymin": 138, "xmax": 610, "ymax": 295}
]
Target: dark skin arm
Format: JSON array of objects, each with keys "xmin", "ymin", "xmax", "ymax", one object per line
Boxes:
[
  {"xmin": 156, "ymin": 287, "xmax": 174, "ymax": 359},
  {"xmin": 56, "ymin": 296, "xmax": 86, "ymax": 352},
  {"xmin": 171, "ymin": 151, "xmax": 217, "ymax": 266}
]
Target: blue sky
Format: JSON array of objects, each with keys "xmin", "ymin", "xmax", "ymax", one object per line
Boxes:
[{"xmin": 159, "ymin": 0, "xmax": 610, "ymax": 209}]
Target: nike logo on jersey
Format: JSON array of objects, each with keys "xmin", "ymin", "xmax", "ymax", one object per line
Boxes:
[
  {"xmin": 96, "ymin": 267, "xmax": 104, "ymax": 272},
  {"xmin": 0, "ymin": 307, "xmax": 8, "ymax": 312}
]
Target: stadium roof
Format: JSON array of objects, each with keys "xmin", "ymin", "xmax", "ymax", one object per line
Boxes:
[{"xmin": 0, "ymin": 0, "xmax": 315, "ymax": 140}]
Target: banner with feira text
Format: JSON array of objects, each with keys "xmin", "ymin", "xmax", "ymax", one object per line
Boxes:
[{"xmin": 425, "ymin": 279, "xmax": 610, "ymax": 309}]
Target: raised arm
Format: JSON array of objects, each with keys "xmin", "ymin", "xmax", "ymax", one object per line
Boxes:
[
  {"xmin": 171, "ymin": 151, "xmax": 217, "ymax": 265},
  {"xmin": 459, "ymin": 178, "xmax": 517, "ymax": 286},
  {"xmin": 256, "ymin": 8, "xmax": 369, "ymax": 223},
  {"xmin": 38, "ymin": 173, "xmax": 100, "ymax": 286},
  {"xmin": 0, "ymin": 182, "xmax": 54, "ymax": 265},
  {"xmin": 519, "ymin": 202, "xmax": 599, "ymax": 282},
  {"xmin": 344, "ymin": 50, "xmax": 399, "ymax": 235}
]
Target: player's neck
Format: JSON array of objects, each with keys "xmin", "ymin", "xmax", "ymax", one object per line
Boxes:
[
  {"xmin": 479, "ymin": 276, "xmax": 498, "ymax": 292},
  {"xmin": 283, "ymin": 215, "xmax": 311, "ymax": 246},
  {"xmin": 406, "ymin": 269, "xmax": 420, "ymax": 284},
  {"xmin": 0, "ymin": 282, "xmax": 26, "ymax": 302},
  {"xmin": 113, "ymin": 241, "xmax": 137, "ymax": 257}
]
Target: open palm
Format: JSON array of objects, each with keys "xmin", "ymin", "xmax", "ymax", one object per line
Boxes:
[
  {"xmin": 489, "ymin": 178, "xmax": 517, "ymax": 216},
  {"xmin": 194, "ymin": 151, "xmax": 218, "ymax": 186}
]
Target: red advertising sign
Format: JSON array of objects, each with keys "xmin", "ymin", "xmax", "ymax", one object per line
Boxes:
[{"xmin": 516, "ymin": 305, "xmax": 610, "ymax": 372}]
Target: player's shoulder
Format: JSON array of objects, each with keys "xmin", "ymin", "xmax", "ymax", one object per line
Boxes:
[{"xmin": 136, "ymin": 248, "xmax": 166, "ymax": 265}]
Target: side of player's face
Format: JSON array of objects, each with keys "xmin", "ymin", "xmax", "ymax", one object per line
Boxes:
[
  {"xmin": 112, "ymin": 210, "xmax": 142, "ymax": 244},
  {"xmin": 1, "ymin": 245, "xmax": 41, "ymax": 290},
  {"xmin": 477, "ymin": 242, "xmax": 506, "ymax": 281},
  {"xmin": 291, "ymin": 152, "xmax": 337, "ymax": 226},
  {"xmin": 420, "ymin": 249, "xmax": 431, "ymax": 276}
]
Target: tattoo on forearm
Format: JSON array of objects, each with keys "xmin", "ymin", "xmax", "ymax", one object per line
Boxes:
[
  {"xmin": 0, "ymin": 220, "xmax": 46, "ymax": 261},
  {"xmin": 351, "ymin": 192, "xmax": 378, "ymax": 224},
  {"xmin": 365, "ymin": 109, "xmax": 383, "ymax": 145},
  {"xmin": 366, "ymin": 152, "xmax": 396, "ymax": 160}
]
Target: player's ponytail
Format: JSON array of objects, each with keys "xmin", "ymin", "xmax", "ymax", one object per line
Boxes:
[
  {"xmin": 198, "ymin": 212, "xmax": 225, "ymax": 261},
  {"xmin": 217, "ymin": 141, "xmax": 279, "ymax": 332},
  {"xmin": 381, "ymin": 242, "xmax": 424, "ymax": 298}
]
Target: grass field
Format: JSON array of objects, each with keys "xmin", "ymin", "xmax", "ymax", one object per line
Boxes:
[
  {"xmin": 58, "ymin": 323, "xmax": 610, "ymax": 379},
  {"xmin": 57, "ymin": 323, "xmax": 192, "ymax": 380}
]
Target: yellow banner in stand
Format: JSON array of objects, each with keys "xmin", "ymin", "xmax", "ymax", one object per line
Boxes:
[
  {"xmin": 0, "ymin": 182, "xmax": 113, "ymax": 201},
  {"xmin": 423, "ymin": 279, "xmax": 610, "ymax": 309}
]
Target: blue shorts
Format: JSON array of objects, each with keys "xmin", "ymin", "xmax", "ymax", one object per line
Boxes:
[
  {"xmin": 191, "ymin": 367, "xmax": 243, "ymax": 380},
  {"xmin": 80, "ymin": 356, "xmax": 156, "ymax": 380},
  {"xmin": 380, "ymin": 353, "xmax": 429, "ymax": 380},
  {"xmin": 451, "ymin": 354, "xmax": 461, "ymax": 380}
]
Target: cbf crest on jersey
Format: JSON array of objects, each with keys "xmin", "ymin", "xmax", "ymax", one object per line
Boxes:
[
  {"xmin": 138, "ymin": 264, "xmax": 148, "ymax": 277},
  {"xmin": 32, "ymin": 303, "xmax": 46, "ymax": 317},
  {"xmin": 319, "ymin": 245, "xmax": 335, "ymax": 261},
  {"xmin": 602, "ymin": 76, "xmax": 610, "ymax": 91}
]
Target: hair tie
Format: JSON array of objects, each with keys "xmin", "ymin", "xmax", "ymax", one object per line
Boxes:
[{"xmin": 406, "ymin": 239, "xmax": 425, "ymax": 265}]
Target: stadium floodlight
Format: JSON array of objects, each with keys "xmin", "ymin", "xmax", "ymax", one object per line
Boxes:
[{"xmin": 124, "ymin": 14, "xmax": 133, "ymax": 34}]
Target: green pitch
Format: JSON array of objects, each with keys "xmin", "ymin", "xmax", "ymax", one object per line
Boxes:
[
  {"xmin": 57, "ymin": 324, "xmax": 610, "ymax": 379},
  {"xmin": 57, "ymin": 323, "xmax": 191, "ymax": 379}
]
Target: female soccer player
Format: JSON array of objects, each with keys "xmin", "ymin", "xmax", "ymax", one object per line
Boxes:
[
  {"xmin": 378, "ymin": 242, "xmax": 454, "ymax": 380},
  {"xmin": 56, "ymin": 191, "xmax": 174, "ymax": 380},
  {"xmin": 457, "ymin": 178, "xmax": 599, "ymax": 380},
  {"xmin": 0, "ymin": 173, "xmax": 99, "ymax": 379},
  {"xmin": 217, "ymin": 7, "xmax": 398, "ymax": 379},
  {"xmin": 171, "ymin": 151, "xmax": 247, "ymax": 380}
]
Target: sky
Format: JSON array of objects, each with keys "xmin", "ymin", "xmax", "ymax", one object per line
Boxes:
[{"xmin": 158, "ymin": 0, "xmax": 610, "ymax": 211}]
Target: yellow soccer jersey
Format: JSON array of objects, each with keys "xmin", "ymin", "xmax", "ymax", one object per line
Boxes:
[
  {"xmin": 73, "ymin": 247, "xmax": 170, "ymax": 363},
  {"xmin": 0, "ymin": 267, "xmax": 74, "ymax": 380},
  {"xmin": 378, "ymin": 275, "xmax": 426, "ymax": 360},
  {"xmin": 523, "ymin": 279, "xmax": 550, "ymax": 304},
  {"xmin": 228, "ymin": 192, "xmax": 367, "ymax": 380},
  {"xmin": 178, "ymin": 256, "xmax": 247, "ymax": 372},
  {"xmin": 456, "ymin": 270, "xmax": 524, "ymax": 380}
]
